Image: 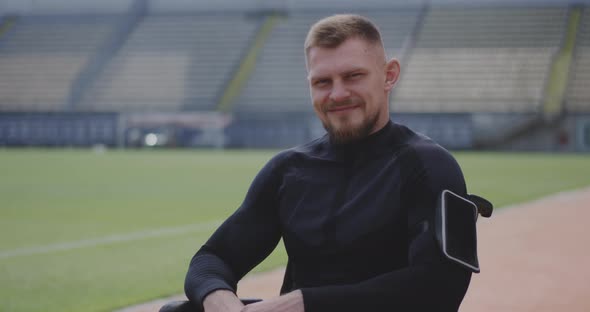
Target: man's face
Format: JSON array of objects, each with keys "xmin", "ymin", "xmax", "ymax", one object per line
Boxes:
[{"xmin": 306, "ymin": 37, "xmax": 399, "ymax": 144}]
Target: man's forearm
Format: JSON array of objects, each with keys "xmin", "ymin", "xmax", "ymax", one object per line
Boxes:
[
  {"xmin": 203, "ymin": 289, "xmax": 304, "ymax": 312},
  {"xmin": 184, "ymin": 249, "xmax": 239, "ymax": 306},
  {"xmin": 242, "ymin": 290, "xmax": 304, "ymax": 312},
  {"xmin": 203, "ymin": 289, "xmax": 244, "ymax": 312},
  {"xmin": 300, "ymin": 260, "xmax": 471, "ymax": 312}
]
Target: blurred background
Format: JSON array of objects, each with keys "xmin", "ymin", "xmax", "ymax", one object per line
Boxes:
[
  {"xmin": 2, "ymin": 1, "xmax": 590, "ymax": 311},
  {"xmin": 0, "ymin": 0, "xmax": 589, "ymax": 151}
]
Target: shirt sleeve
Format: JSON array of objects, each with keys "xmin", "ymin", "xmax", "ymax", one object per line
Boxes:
[
  {"xmin": 184, "ymin": 152, "xmax": 286, "ymax": 307},
  {"xmin": 300, "ymin": 144, "xmax": 473, "ymax": 312}
]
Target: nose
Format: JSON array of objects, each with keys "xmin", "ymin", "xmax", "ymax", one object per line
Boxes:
[{"xmin": 329, "ymin": 80, "xmax": 351, "ymax": 103}]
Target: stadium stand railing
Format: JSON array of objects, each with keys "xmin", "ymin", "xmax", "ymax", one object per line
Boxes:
[
  {"xmin": 216, "ymin": 12, "xmax": 280, "ymax": 113},
  {"xmin": 566, "ymin": 7, "xmax": 590, "ymax": 113},
  {"xmin": 541, "ymin": 6, "xmax": 581, "ymax": 118},
  {"xmin": 68, "ymin": 0, "xmax": 148, "ymax": 111}
]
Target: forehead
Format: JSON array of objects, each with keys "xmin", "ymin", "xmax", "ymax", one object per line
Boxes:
[{"xmin": 306, "ymin": 38, "xmax": 383, "ymax": 79}]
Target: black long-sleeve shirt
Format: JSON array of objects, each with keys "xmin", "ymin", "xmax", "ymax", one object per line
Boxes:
[{"xmin": 185, "ymin": 120, "xmax": 472, "ymax": 311}]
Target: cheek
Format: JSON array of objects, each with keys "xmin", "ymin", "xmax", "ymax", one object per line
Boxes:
[
  {"xmin": 355, "ymin": 85, "xmax": 378, "ymax": 107},
  {"xmin": 311, "ymin": 91, "xmax": 328, "ymax": 110}
]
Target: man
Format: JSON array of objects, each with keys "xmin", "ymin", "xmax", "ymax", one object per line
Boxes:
[{"xmin": 184, "ymin": 14, "xmax": 472, "ymax": 311}]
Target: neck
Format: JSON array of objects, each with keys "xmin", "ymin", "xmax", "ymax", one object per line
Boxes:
[{"xmin": 368, "ymin": 110, "xmax": 391, "ymax": 135}]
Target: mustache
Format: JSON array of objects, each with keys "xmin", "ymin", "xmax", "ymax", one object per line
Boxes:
[{"xmin": 323, "ymin": 99, "xmax": 362, "ymax": 112}]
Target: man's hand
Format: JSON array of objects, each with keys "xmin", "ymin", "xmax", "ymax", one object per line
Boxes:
[
  {"xmin": 203, "ymin": 289, "xmax": 245, "ymax": 312},
  {"xmin": 241, "ymin": 290, "xmax": 304, "ymax": 312}
]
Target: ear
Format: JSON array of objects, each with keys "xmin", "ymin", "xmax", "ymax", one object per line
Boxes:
[{"xmin": 384, "ymin": 58, "xmax": 400, "ymax": 91}]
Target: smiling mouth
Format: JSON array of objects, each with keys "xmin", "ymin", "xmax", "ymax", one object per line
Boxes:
[{"xmin": 328, "ymin": 104, "xmax": 360, "ymax": 113}]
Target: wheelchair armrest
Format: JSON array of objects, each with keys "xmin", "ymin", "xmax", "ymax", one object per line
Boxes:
[{"xmin": 159, "ymin": 301, "xmax": 198, "ymax": 312}]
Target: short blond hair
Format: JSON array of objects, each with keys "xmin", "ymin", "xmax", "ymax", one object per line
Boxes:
[{"xmin": 304, "ymin": 14, "xmax": 384, "ymax": 55}]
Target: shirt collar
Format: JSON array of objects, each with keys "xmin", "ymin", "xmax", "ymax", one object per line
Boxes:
[{"xmin": 324, "ymin": 120, "xmax": 399, "ymax": 163}]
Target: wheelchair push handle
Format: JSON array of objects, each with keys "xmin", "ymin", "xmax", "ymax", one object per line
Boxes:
[{"xmin": 467, "ymin": 194, "xmax": 493, "ymax": 218}]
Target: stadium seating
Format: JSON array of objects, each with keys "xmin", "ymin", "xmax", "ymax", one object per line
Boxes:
[
  {"xmin": 235, "ymin": 9, "xmax": 421, "ymax": 113},
  {"xmin": 567, "ymin": 9, "xmax": 590, "ymax": 113},
  {"xmin": 0, "ymin": 6, "xmax": 577, "ymax": 115},
  {"xmin": 80, "ymin": 13, "xmax": 260, "ymax": 112},
  {"xmin": 392, "ymin": 7, "xmax": 568, "ymax": 113},
  {"xmin": 0, "ymin": 16, "xmax": 115, "ymax": 111},
  {"xmin": 0, "ymin": 4, "xmax": 585, "ymax": 150}
]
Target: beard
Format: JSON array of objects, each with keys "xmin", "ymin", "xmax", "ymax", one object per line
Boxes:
[{"xmin": 321, "ymin": 101, "xmax": 380, "ymax": 145}]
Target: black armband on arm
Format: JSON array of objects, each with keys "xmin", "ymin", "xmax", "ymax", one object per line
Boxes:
[{"xmin": 435, "ymin": 190, "xmax": 480, "ymax": 273}]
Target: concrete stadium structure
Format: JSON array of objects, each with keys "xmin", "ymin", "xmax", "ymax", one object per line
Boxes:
[{"xmin": 0, "ymin": 0, "xmax": 589, "ymax": 151}]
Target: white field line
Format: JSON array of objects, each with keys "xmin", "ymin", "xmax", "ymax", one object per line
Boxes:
[{"xmin": 0, "ymin": 220, "xmax": 221, "ymax": 260}]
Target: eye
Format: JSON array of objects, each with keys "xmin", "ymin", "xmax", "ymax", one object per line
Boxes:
[
  {"xmin": 313, "ymin": 79, "xmax": 330, "ymax": 87},
  {"xmin": 349, "ymin": 72, "xmax": 364, "ymax": 79}
]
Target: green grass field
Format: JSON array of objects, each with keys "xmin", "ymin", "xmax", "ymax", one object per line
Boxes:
[{"xmin": 1, "ymin": 149, "xmax": 590, "ymax": 312}]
